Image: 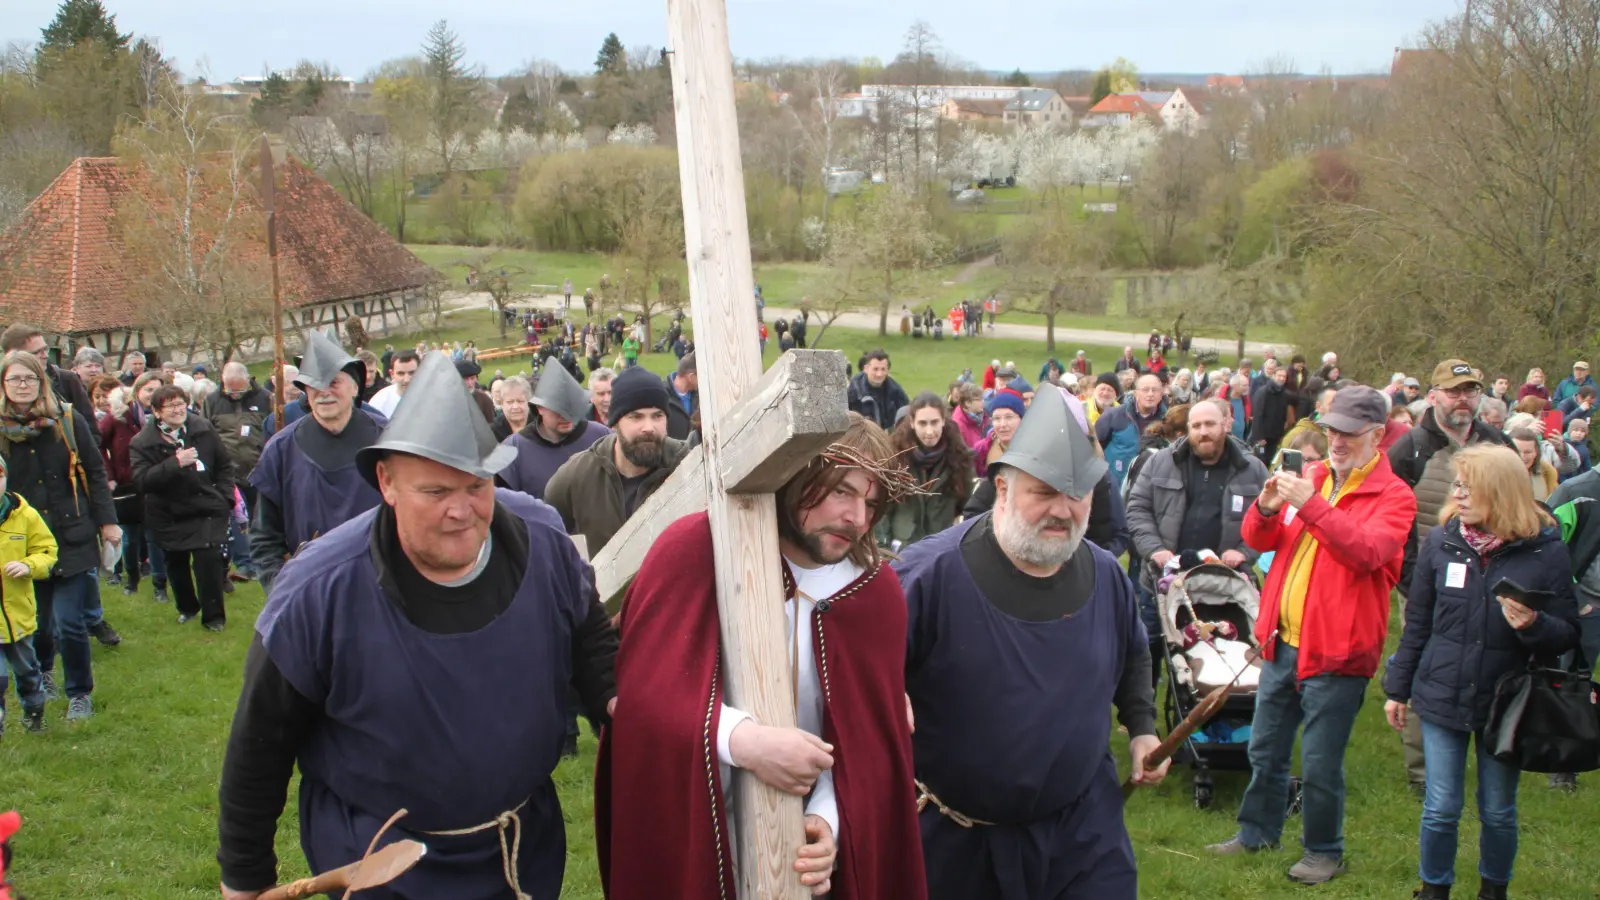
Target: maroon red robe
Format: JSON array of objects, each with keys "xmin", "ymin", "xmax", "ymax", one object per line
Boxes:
[{"xmin": 596, "ymin": 512, "xmax": 927, "ymax": 900}]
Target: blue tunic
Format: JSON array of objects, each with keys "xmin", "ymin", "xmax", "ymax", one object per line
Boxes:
[
  {"xmin": 250, "ymin": 413, "xmax": 385, "ymax": 551},
  {"xmin": 257, "ymin": 490, "xmax": 588, "ymax": 899},
  {"xmin": 498, "ymin": 421, "xmax": 609, "ymax": 500},
  {"xmin": 894, "ymin": 517, "xmax": 1146, "ymax": 900}
]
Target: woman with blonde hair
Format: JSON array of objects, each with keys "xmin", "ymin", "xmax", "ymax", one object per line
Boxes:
[
  {"xmin": 1383, "ymin": 444, "xmax": 1578, "ymax": 900},
  {"xmin": 0, "ymin": 351, "xmax": 120, "ymax": 720}
]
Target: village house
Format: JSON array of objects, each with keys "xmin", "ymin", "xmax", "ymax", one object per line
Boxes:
[
  {"xmin": 941, "ymin": 97, "xmax": 1008, "ymax": 122},
  {"xmin": 1003, "ymin": 88, "xmax": 1073, "ymax": 127},
  {"xmin": 1080, "ymin": 92, "xmax": 1162, "ymax": 128},
  {"xmin": 0, "ymin": 155, "xmax": 437, "ymax": 369}
]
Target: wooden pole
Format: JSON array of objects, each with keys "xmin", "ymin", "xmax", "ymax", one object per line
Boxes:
[
  {"xmin": 664, "ymin": 2, "xmax": 810, "ymax": 898},
  {"xmin": 260, "ymin": 136, "xmax": 285, "ymax": 423}
]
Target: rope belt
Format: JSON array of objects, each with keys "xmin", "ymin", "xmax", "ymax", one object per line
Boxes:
[
  {"xmin": 419, "ymin": 797, "xmax": 532, "ymax": 900},
  {"xmin": 914, "ymin": 780, "xmax": 994, "ymax": 828}
]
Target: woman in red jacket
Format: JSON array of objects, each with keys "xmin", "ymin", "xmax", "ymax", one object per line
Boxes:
[
  {"xmin": 100, "ymin": 374, "xmax": 165, "ymax": 598},
  {"xmin": 1205, "ymin": 386, "xmax": 1416, "ymax": 887}
]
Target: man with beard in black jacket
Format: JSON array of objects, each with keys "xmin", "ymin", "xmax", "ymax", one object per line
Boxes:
[{"xmin": 847, "ymin": 349, "xmax": 909, "ymax": 432}]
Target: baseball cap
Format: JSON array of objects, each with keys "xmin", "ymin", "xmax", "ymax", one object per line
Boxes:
[
  {"xmin": 1402, "ymin": 377, "xmax": 1421, "ymax": 388},
  {"xmin": 1320, "ymin": 386, "xmax": 1389, "ymax": 434},
  {"xmin": 1430, "ymin": 359, "xmax": 1482, "ymax": 390},
  {"xmin": 1576, "ymin": 361, "xmax": 1591, "ymax": 371},
  {"xmin": 995, "ymin": 364, "xmax": 1019, "ymax": 378}
]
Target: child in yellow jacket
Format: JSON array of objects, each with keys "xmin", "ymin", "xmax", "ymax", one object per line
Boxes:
[{"xmin": 0, "ymin": 452, "xmax": 59, "ymax": 741}]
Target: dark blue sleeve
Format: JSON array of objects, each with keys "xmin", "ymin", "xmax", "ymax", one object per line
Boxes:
[
  {"xmin": 1385, "ymin": 529, "xmax": 1440, "ymax": 701},
  {"xmin": 1095, "ymin": 408, "xmax": 1116, "ymax": 447},
  {"xmin": 1517, "ymin": 540, "xmax": 1580, "ymax": 656},
  {"xmin": 1101, "ymin": 471, "xmax": 1130, "ymax": 558}
]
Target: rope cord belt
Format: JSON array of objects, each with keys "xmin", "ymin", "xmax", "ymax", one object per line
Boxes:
[
  {"xmin": 914, "ymin": 780, "xmax": 994, "ymax": 828},
  {"xmin": 418, "ymin": 797, "xmax": 533, "ymax": 900}
]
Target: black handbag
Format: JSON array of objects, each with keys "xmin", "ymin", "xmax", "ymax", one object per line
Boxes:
[{"xmin": 1484, "ymin": 659, "xmax": 1600, "ymax": 773}]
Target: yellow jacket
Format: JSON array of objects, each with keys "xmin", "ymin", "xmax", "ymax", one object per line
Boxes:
[{"xmin": 1, "ymin": 492, "xmax": 59, "ymax": 643}]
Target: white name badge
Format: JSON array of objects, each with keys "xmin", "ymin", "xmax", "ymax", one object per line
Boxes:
[
  {"xmin": 1232, "ymin": 495, "xmax": 1245, "ymax": 513},
  {"xmin": 1284, "ymin": 505, "xmax": 1298, "ymax": 525},
  {"xmin": 195, "ymin": 458, "xmax": 207, "ymax": 472},
  {"xmin": 240, "ymin": 425, "xmax": 251, "ymax": 437},
  {"xmin": 1445, "ymin": 562, "xmax": 1467, "ymax": 589}
]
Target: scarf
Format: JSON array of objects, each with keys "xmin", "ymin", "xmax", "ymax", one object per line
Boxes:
[
  {"xmin": 158, "ymin": 419, "xmax": 187, "ymax": 447},
  {"xmin": 0, "ymin": 414, "xmax": 55, "ymax": 442},
  {"xmin": 910, "ymin": 443, "xmax": 946, "ymax": 470},
  {"xmin": 1459, "ymin": 522, "xmax": 1506, "ymax": 560}
]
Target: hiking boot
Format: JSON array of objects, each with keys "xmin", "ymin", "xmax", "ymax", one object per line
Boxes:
[
  {"xmin": 90, "ymin": 620, "xmax": 122, "ymax": 646},
  {"xmin": 204, "ymin": 621, "xmax": 225, "ymax": 633},
  {"xmin": 1205, "ymin": 835, "xmax": 1277, "ymax": 855},
  {"xmin": 1415, "ymin": 883, "xmax": 1451, "ymax": 899},
  {"xmin": 40, "ymin": 672, "xmax": 59, "ymax": 701},
  {"xmin": 222, "ymin": 579, "xmax": 234, "ymax": 594},
  {"xmin": 66, "ymin": 695, "xmax": 94, "ymax": 722},
  {"xmin": 22, "ymin": 707, "xmax": 45, "ymax": 733},
  {"xmin": 1287, "ymin": 853, "xmax": 1346, "ymax": 885},
  {"xmin": 1477, "ymin": 880, "xmax": 1509, "ymax": 900},
  {"xmin": 1548, "ymin": 773, "xmax": 1577, "ymax": 793},
  {"xmin": 153, "ymin": 586, "xmax": 169, "ymax": 604}
]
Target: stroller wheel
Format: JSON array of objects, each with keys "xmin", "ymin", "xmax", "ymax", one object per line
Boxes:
[
  {"xmin": 1194, "ymin": 766, "xmax": 1214, "ymax": 810},
  {"xmin": 1287, "ymin": 776, "xmax": 1304, "ymax": 817}
]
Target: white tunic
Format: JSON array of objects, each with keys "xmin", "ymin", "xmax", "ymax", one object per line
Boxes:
[{"xmin": 715, "ymin": 556, "xmax": 860, "ymax": 840}]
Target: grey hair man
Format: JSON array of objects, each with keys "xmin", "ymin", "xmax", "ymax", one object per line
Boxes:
[{"xmin": 588, "ymin": 366, "xmax": 617, "ymax": 425}]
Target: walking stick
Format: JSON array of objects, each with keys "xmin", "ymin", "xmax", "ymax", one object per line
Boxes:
[
  {"xmin": 259, "ymin": 135, "xmax": 285, "ymax": 425},
  {"xmin": 1122, "ymin": 682, "xmax": 1237, "ymax": 799},
  {"xmin": 257, "ymin": 840, "xmax": 426, "ymax": 900}
]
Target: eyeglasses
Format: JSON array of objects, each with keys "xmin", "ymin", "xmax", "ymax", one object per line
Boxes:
[
  {"xmin": 1450, "ymin": 479, "xmax": 1471, "ymax": 497},
  {"xmin": 4, "ymin": 375, "xmax": 40, "ymax": 387},
  {"xmin": 1441, "ymin": 387, "xmax": 1482, "ymax": 400},
  {"xmin": 160, "ymin": 403, "xmax": 188, "ymax": 413},
  {"xmin": 1322, "ymin": 425, "xmax": 1377, "ymax": 440}
]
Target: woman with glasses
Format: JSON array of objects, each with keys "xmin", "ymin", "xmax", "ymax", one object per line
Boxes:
[
  {"xmin": 0, "ymin": 351, "xmax": 119, "ymax": 722},
  {"xmin": 1383, "ymin": 444, "xmax": 1578, "ymax": 900},
  {"xmin": 129, "ymin": 383, "xmax": 236, "ymax": 632}
]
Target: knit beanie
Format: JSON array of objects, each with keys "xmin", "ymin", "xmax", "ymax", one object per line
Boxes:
[
  {"xmin": 1096, "ymin": 372, "xmax": 1120, "ymax": 390},
  {"xmin": 608, "ymin": 366, "xmax": 671, "ymax": 427},
  {"xmin": 991, "ymin": 389, "xmax": 1026, "ymax": 419}
]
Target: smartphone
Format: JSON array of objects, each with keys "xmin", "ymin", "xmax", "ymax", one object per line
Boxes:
[
  {"xmin": 1543, "ymin": 409, "xmax": 1565, "ymax": 437},
  {"xmin": 1277, "ymin": 449, "xmax": 1303, "ymax": 475},
  {"xmin": 1491, "ymin": 577, "xmax": 1555, "ymax": 612}
]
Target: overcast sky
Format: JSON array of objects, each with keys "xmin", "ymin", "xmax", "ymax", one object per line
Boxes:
[{"xmin": 5, "ymin": 0, "xmax": 1461, "ymax": 81}]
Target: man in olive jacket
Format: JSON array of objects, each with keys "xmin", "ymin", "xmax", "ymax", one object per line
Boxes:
[{"xmin": 544, "ymin": 367, "xmax": 690, "ymax": 612}]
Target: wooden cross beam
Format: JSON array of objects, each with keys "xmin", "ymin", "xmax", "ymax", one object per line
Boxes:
[{"xmin": 591, "ymin": 349, "xmax": 849, "ymax": 604}]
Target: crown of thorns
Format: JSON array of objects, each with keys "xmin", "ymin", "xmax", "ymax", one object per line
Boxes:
[{"xmin": 819, "ymin": 442, "xmax": 933, "ymax": 503}]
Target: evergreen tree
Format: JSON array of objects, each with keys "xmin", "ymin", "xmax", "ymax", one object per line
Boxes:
[
  {"xmin": 1002, "ymin": 68, "xmax": 1032, "ymax": 87},
  {"xmin": 421, "ymin": 19, "xmax": 485, "ymax": 173},
  {"xmin": 250, "ymin": 71, "xmax": 293, "ymax": 128},
  {"xmin": 38, "ymin": 0, "xmax": 128, "ymax": 57},
  {"xmin": 595, "ymin": 33, "xmax": 627, "ymax": 76},
  {"xmin": 1090, "ymin": 69, "xmax": 1113, "ymax": 105}
]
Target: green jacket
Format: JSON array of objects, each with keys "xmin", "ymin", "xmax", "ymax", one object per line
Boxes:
[
  {"xmin": 544, "ymin": 432, "xmax": 691, "ymax": 612},
  {"xmin": 879, "ymin": 466, "xmax": 965, "ymax": 550},
  {"xmin": 0, "ymin": 493, "xmax": 59, "ymax": 643}
]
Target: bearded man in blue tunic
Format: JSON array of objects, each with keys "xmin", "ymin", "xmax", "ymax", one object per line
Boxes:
[
  {"xmin": 894, "ymin": 385, "xmax": 1170, "ymax": 900},
  {"xmin": 218, "ymin": 352, "xmax": 618, "ymax": 900}
]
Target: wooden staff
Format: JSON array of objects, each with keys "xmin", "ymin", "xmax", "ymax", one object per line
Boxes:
[
  {"xmin": 257, "ymin": 840, "xmax": 426, "ymax": 900},
  {"xmin": 259, "ymin": 135, "xmax": 285, "ymax": 424}
]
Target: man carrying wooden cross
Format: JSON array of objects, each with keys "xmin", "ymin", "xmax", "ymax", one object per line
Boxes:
[{"xmin": 597, "ymin": 412, "xmax": 929, "ymax": 899}]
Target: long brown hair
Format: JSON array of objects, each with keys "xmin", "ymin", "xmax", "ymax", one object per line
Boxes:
[
  {"xmin": 891, "ymin": 392, "xmax": 974, "ymax": 505},
  {"xmin": 778, "ymin": 412, "xmax": 898, "ymax": 569},
  {"xmin": 1440, "ymin": 444, "xmax": 1553, "ymax": 540}
]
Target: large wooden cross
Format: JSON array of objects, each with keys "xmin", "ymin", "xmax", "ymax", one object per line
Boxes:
[{"xmin": 588, "ymin": 1, "xmax": 851, "ymax": 898}]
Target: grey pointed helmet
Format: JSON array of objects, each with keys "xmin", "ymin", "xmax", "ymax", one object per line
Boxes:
[
  {"xmin": 357, "ymin": 352, "xmax": 517, "ymax": 488},
  {"xmin": 529, "ymin": 360, "xmax": 591, "ymax": 424},
  {"xmin": 993, "ymin": 383, "xmax": 1107, "ymax": 499},
  {"xmin": 293, "ymin": 329, "xmax": 365, "ymax": 392}
]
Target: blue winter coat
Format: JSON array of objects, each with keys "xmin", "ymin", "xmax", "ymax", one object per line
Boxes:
[
  {"xmin": 1095, "ymin": 401, "xmax": 1166, "ymax": 486},
  {"xmin": 1384, "ymin": 518, "xmax": 1580, "ymax": 732}
]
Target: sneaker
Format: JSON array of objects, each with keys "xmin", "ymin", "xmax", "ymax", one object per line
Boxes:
[
  {"xmin": 1205, "ymin": 835, "xmax": 1277, "ymax": 855},
  {"xmin": 222, "ymin": 579, "xmax": 235, "ymax": 594},
  {"xmin": 1287, "ymin": 853, "xmax": 1347, "ymax": 885},
  {"xmin": 177, "ymin": 613, "xmax": 196, "ymax": 625},
  {"xmin": 66, "ymin": 695, "xmax": 94, "ymax": 722},
  {"xmin": 23, "ymin": 707, "xmax": 45, "ymax": 733},
  {"xmin": 40, "ymin": 672, "xmax": 59, "ymax": 701},
  {"xmin": 153, "ymin": 586, "xmax": 169, "ymax": 604},
  {"xmin": 90, "ymin": 620, "xmax": 123, "ymax": 646},
  {"xmin": 229, "ymin": 570, "xmax": 255, "ymax": 583},
  {"xmin": 204, "ymin": 621, "xmax": 225, "ymax": 633},
  {"xmin": 105, "ymin": 572, "xmax": 121, "ymax": 586},
  {"xmin": 1549, "ymin": 772, "xmax": 1578, "ymax": 793},
  {"xmin": 122, "ymin": 583, "xmax": 137, "ymax": 596}
]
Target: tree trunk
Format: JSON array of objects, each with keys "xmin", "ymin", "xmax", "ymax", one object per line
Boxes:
[
  {"xmin": 878, "ymin": 302, "xmax": 889, "ymax": 337},
  {"xmin": 1046, "ymin": 313, "xmax": 1056, "ymax": 353},
  {"xmin": 1236, "ymin": 331, "xmax": 1246, "ymax": 362}
]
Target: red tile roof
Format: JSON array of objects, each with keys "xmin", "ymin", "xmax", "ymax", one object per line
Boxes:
[
  {"xmin": 1088, "ymin": 93, "xmax": 1158, "ymax": 116},
  {"xmin": 0, "ymin": 155, "xmax": 437, "ymax": 335},
  {"xmin": 1207, "ymin": 75, "xmax": 1245, "ymax": 90}
]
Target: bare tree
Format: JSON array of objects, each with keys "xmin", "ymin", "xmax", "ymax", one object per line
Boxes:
[
  {"xmin": 604, "ymin": 154, "xmax": 684, "ymax": 347},
  {"xmin": 1002, "ymin": 212, "xmax": 1113, "ymax": 352},
  {"xmin": 830, "ymin": 186, "xmax": 948, "ymax": 335},
  {"xmin": 112, "ymin": 73, "xmax": 271, "ymax": 368}
]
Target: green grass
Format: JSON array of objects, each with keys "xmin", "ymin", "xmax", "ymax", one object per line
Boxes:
[
  {"xmin": 403, "ymin": 245, "xmax": 1296, "ymax": 349},
  {"xmin": 9, "ymin": 574, "xmax": 1600, "ymax": 898}
]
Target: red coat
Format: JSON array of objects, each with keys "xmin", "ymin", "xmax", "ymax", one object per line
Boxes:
[
  {"xmin": 98, "ymin": 407, "xmax": 143, "ymax": 487},
  {"xmin": 1243, "ymin": 455, "xmax": 1416, "ymax": 681},
  {"xmin": 596, "ymin": 513, "xmax": 926, "ymax": 900}
]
